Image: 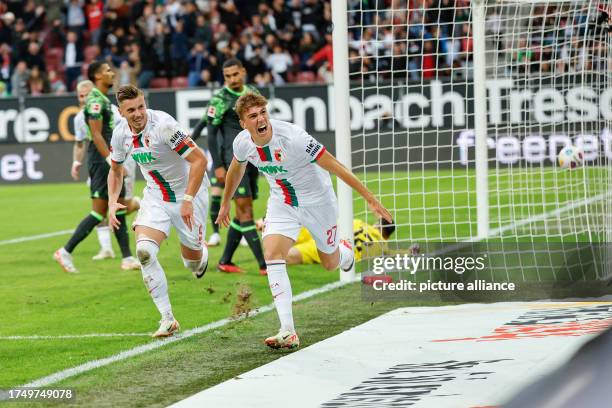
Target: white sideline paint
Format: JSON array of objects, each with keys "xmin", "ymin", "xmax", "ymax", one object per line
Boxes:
[
  {"xmin": 0, "ymin": 333, "xmax": 151, "ymax": 340},
  {"xmin": 171, "ymin": 301, "xmax": 612, "ymax": 408},
  {"xmin": 0, "ymin": 229, "xmax": 73, "ymax": 246},
  {"xmin": 21, "ymin": 278, "xmax": 356, "ymax": 388},
  {"xmin": 16, "ymin": 191, "xmax": 611, "ymax": 388}
]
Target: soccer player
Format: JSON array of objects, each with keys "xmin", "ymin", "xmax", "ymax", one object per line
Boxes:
[
  {"xmin": 217, "ymin": 93, "xmax": 392, "ymax": 349},
  {"xmin": 108, "ymin": 85, "xmax": 209, "ymax": 338},
  {"xmin": 71, "ymin": 79, "xmax": 141, "ymax": 261},
  {"xmin": 54, "ymin": 62, "xmax": 139, "ymax": 273},
  {"xmin": 286, "ymin": 218, "xmax": 395, "ymax": 266},
  {"xmin": 192, "ymin": 58, "xmax": 266, "ymax": 275}
]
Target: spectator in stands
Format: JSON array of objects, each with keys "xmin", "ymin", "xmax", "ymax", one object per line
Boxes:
[
  {"xmin": 193, "ymin": 13, "xmax": 213, "ymax": 48},
  {"xmin": 245, "ymin": 44, "xmax": 269, "ymax": 83},
  {"xmin": 196, "ymin": 68, "xmax": 220, "ymax": 88},
  {"xmin": 48, "ymin": 69, "xmax": 67, "ymax": 95},
  {"xmin": 0, "ymin": 43, "xmax": 10, "ymax": 87},
  {"xmin": 114, "ymin": 60, "xmax": 139, "ymax": 88},
  {"xmin": 297, "ymin": 32, "xmax": 317, "ymax": 70},
  {"xmin": 188, "ymin": 41, "xmax": 208, "ymax": 87},
  {"xmin": 136, "ymin": 3, "xmax": 157, "ymax": 40},
  {"xmin": 64, "ymin": 0, "xmax": 86, "ymax": 35},
  {"xmin": 86, "ymin": 0, "xmax": 104, "ymax": 46},
  {"xmin": 63, "ymin": 30, "xmax": 84, "ymax": 91},
  {"xmin": 10, "ymin": 60, "xmax": 28, "ymax": 97},
  {"xmin": 307, "ymin": 33, "xmax": 333, "ymax": 83},
  {"xmin": 152, "ymin": 21, "xmax": 171, "ymax": 77},
  {"xmin": 266, "ymin": 43, "xmax": 293, "ymax": 85},
  {"xmin": 27, "ymin": 65, "xmax": 49, "ymax": 96},
  {"xmin": 170, "ymin": 19, "xmax": 189, "ymax": 76},
  {"xmin": 0, "ymin": 12, "xmax": 13, "ymax": 46},
  {"xmin": 24, "ymin": 41, "xmax": 45, "ymax": 72}
]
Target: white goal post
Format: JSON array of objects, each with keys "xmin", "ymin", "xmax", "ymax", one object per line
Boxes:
[{"xmin": 333, "ymin": 0, "xmax": 612, "ymax": 281}]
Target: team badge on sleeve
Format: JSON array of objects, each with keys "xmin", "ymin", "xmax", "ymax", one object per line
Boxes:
[
  {"xmin": 207, "ymin": 105, "xmax": 216, "ymax": 118},
  {"xmin": 90, "ymin": 103, "xmax": 102, "ymax": 114}
]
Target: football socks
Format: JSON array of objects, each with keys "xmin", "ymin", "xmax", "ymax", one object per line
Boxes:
[{"xmin": 266, "ymin": 260, "xmax": 294, "ymax": 333}]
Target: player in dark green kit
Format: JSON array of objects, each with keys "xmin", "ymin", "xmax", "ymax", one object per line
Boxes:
[
  {"xmin": 192, "ymin": 58, "xmax": 266, "ymax": 275},
  {"xmin": 54, "ymin": 61, "xmax": 139, "ymax": 273}
]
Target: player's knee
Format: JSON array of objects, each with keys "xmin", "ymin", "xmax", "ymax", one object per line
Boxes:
[
  {"xmin": 264, "ymin": 247, "xmax": 283, "ymax": 261},
  {"xmin": 320, "ymin": 254, "xmax": 339, "ymax": 271},
  {"xmin": 182, "ymin": 246, "xmax": 208, "ymax": 272},
  {"xmin": 136, "ymin": 239, "xmax": 158, "ymax": 266}
]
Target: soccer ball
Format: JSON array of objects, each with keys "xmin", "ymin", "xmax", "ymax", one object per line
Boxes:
[{"xmin": 557, "ymin": 145, "xmax": 583, "ymax": 169}]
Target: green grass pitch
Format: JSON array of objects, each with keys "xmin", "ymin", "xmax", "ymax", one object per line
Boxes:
[{"xmin": 0, "ymin": 166, "xmax": 607, "ymax": 406}]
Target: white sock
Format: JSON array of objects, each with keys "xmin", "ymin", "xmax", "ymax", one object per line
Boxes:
[
  {"xmin": 137, "ymin": 239, "xmax": 173, "ymax": 320},
  {"xmin": 266, "ymin": 260, "xmax": 294, "ymax": 333},
  {"xmin": 96, "ymin": 225, "xmax": 112, "ymax": 252},
  {"xmin": 338, "ymin": 241, "xmax": 354, "ymax": 270},
  {"xmin": 181, "ymin": 245, "xmax": 209, "ymax": 273}
]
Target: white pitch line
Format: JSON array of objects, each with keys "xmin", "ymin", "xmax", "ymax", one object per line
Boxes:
[
  {"xmin": 0, "ymin": 333, "xmax": 151, "ymax": 340},
  {"xmin": 17, "ymin": 191, "xmax": 612, "ymax": 388},
  {"xmin": 21, "ymin": 278, "xmax": 357, "ymax": 388},
  {"xmin": 0, "ymin": 229, "xmax": 74, "ymax": 246},
  {"xmin": 486, "ymin": 191, "xmax": 611, "ymax": 238}
]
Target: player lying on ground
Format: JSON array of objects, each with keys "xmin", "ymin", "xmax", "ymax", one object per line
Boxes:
[
  {"xmin": 71, "ymin": 79, "xmax": 141, "ymax": 261},
  {"xmin": 108, "ymin": 85, "xmax": 210, "ymax": 338},
  {"xmin": 286, "ymin": 218, "xmax": 395, "ymax": 266},
  {"xmin": 217, "ymin": 93, "xmax": 392, "ymax": 350}
]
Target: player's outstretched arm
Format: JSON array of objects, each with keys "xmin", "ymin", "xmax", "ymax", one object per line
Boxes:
[
  {"xmin": 107, "ymin": 160, "xmax": 126, "ymax": 230},
  {"xmin": 316, "ymin": 151, "xmax": 392, "ymax": 223},
  {"xmin": 181, "ymin": 145, "xmax": 208, "ymax": 230},
  {"xmin": 216, "ymin": 158, "xmax": 247, "ymax": 228}
]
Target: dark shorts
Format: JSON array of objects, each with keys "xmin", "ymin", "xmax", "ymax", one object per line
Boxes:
[
  {"xmin": 89, "ymin": 161, "xmax": 125, "ymax": 200},
  {"xmin": 234, "ymin": 163, "xmax": 259, "ymax": 200}
]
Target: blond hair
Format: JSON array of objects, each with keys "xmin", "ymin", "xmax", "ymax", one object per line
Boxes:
[
  {"xmin": 235, "ymin": 92, "xmax": 268, "ymax": 119},
  {"xmin": 76, "ymin": 80, "xmax": 94, "ymax": 92},
  {"xmin": 116, "ymin": 84, "xmax": 144, "ymax": 105}
]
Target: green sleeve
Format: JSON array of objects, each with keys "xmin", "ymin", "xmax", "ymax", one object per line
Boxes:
[
  {"xmin": 205, "ymin": 95, "xmax": 225, "ymax": 126},
  {"xmin": 85, "ymin": 95, "xmax": 105, "ymax": 121}
]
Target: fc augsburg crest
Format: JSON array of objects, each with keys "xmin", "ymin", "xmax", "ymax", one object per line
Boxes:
[{"xmin": 274, "ymin": 148, "xmax": 284, "ymax": 162}]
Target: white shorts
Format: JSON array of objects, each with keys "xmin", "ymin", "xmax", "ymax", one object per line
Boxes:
[
  {"xmin": 123, "ymin": 157, "xmax": 137, "ymax": 200},
  {"xmin": 262, "ymin": 198, "xmax": 339, "ymax": 255},
  {"xmin": 133, "ymin": 190, "xmax": 209, "ymax": 250}
]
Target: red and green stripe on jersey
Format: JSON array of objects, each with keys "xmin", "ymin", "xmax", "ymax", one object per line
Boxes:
[
  {"xmin": 256, "ymin": 146, "xmax": 273, "ymax": 162},
  {"xmin": 132, "ymin": 134, "xmax": 143, "ymax": 148},
  {"xmin": 275, "ymin": 178, "xmax": 298, "ymax": 206},
  {"xmin": 173, "ymin": 139, "xmax": 191, "ymax": 156},
  {"xmin": 310, "ymin": 146, "xmax": 326, "ymax": 163},
  {"xmin": 149, "ymin": 170, "xmax": 176, "ymax": 202}
]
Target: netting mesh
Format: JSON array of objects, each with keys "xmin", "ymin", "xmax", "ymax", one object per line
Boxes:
[{"xmin": 348, "ymin": 0, "xmax": 612, "ymax": 281}]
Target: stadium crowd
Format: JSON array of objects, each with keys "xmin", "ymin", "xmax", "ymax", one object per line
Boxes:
[{"xmin": 1, "ymin": 1, "xmax": 596, "ymax": 97}]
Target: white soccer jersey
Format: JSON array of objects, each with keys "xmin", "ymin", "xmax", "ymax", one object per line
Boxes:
[
  {"xmin": 75, "ymin": 104, "xmax": 122, "ymax": 142},
  {"xmin": 110, "ymin": 109, "xmax": 208, "ymax": 202},
  {"xmin": 233, "ymin": 119, "xmax": 334, "ymax": 207}
]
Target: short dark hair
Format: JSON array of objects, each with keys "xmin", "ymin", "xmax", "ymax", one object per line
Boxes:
[
  {"xmin": 116, "ymin": 84, "xmax": 144, "ymax": 105},
  {"xmin": 222, "ymin": 58, "xmax": 243, "ymax": 70},
  {"xmin": 87, "ymin": 61, "xmax": 106, "ymax": 82}
]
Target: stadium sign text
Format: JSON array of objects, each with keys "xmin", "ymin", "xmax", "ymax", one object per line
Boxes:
[
  {"xmin": 0, "ymin": 147, "xmax": 43, "ymax": 181},
  {"xmin": 456, "ymin": 128, "xmax": 612, "ymax": 166}
]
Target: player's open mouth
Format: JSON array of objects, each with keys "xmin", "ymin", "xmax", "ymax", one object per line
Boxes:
[{"xmin": 257, "ymin": 124, "xmax": 267, "ymax": 134}]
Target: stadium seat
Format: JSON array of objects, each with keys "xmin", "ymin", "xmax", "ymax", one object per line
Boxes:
[
  {"xmin": 171, "ymin": 76, "xmax": 188, "ymax": 88},
  {"xmin": 149, "ymin": 77, "xmax": 170, "ymax": 89}
]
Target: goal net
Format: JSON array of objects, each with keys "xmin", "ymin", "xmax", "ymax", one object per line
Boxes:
[{"xmin": 345, "ymin": 0, "xmax": 612, "ymax": 285}]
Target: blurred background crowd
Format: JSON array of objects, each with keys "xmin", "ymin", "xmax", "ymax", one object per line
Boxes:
[{"xmin": 0, "ymin": 0, "xmax": 594, "ymax": 97}]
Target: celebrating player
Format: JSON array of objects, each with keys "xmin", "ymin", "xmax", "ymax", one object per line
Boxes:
[
  {"xmin": 70, "ymin": 79, "xmax": 141, "ymax": 261},
  {"xmin": 217, "ymin": 93, "xmax": 392, "ymax": 349},
  {"xmin": 192, "ymin": 58, "xmax": 266, "ymax": 275},
  {"xmin": 54, "ymin": 62, "xmax": 139, "ymax": 273},
  {"xmin": 108, "ymin": 85, "xmax": 209, "ymax": 338}
]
